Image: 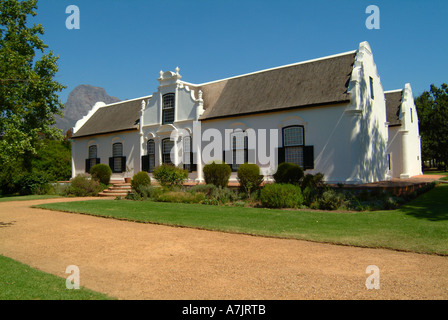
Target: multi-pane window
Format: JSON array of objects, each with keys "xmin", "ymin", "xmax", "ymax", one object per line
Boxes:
[
  {"xmin": 231, "ymin": 131, "xmax": 247, "ymax": 171},
  {"xmin": 113, "ymin": 142, "xmax": 123, "ymax": 173},
  {"xmin": 162, "ymin": 139, "xmax": 174, "ymax": 165},
  {"xmin": 283, "ymin": 126, "xmax": 304, "ymax": 167},
  {"xmin": 147, "ymin": 140, "xmax": 155, "ymax": 172},
  {"xmin": 162, "ymin": 93, "xmax": 175, "ymax": 124},
  {"xmin": 86, "ymin": 145, "xmax": 99, "ymax": 173},
  {"xmin": 88, "ymin": 145, "xmax": 98, "ymax": 169},
  {"xmin": 183, "ymin": 136, "xmax": 192, "ymax": 171}
]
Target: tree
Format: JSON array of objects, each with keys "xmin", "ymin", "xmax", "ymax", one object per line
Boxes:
[
  {"xmin": 0, "ymin": 0, "xmax": 65, "ymax": 172},
  {"xmin": 415, "ymin": 83, "xmax": 448, "ymax": 170}
]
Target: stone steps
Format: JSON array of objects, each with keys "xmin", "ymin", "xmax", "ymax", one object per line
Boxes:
[{"xmin": 99, "ymin": 182, "xmax": 132, "ymax": 198}]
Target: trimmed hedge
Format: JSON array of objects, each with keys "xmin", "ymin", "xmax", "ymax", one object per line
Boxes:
[
  {"xmin": 203, "ymin": 162, "xmax": 231, "ymax": 188},
  {"xmin": 273, "ymin": 163, "xmax": 304, "ymax": 185},
  {"xmin": 237, "ymin": 163, "xmax": 263, "ymax": 195},
  {"xmin": 131, "ymin": 171, "xmax": 151, "ymax": 196},
  {"xmin": 90, "ymin": 164, "xmax": 112, "ymax": 185}
]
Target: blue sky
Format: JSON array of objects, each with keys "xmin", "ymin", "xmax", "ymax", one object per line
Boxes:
[{"xmin": 33, "ymin": 0, "xmax": 448, "ymax": 103}]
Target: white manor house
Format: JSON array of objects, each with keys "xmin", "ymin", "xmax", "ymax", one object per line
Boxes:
[{"xmin": 71, "ymin": 41, "xmax": 422, "ymax": 184}]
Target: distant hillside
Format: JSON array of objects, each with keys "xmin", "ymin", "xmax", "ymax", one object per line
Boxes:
[{"xmin": 56, "ymin": 85, "xmax": 121, "ymax": 133}]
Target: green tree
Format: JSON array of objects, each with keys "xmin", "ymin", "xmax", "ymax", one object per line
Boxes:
[
  {"xmin": 0, "ymin": 0, "xmax": 65, "ymax": 172},
  {"xmin": 31, "ymin": 139, "xmax": 71, "ymax": 182},
  {"xmin": 415, "ymin": 83, "xmax": 448, "ymax": 170}
]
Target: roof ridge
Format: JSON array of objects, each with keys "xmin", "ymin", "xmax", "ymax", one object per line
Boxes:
[
  {"xmin": 101, "ymin": 94, "xmax": 153, "ymax": 108},
  {"xmin": 182, "ymin": 50, "xmax": 357, "ymax": 88}
]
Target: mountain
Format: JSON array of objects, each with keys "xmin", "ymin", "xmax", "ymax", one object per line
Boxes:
[{"xmin": 56, "ymin": 85, "xmax": 121, "ymax": 133}]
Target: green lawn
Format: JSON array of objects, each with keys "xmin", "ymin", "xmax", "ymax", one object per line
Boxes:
[
  {"xmin": 0, "ymin": 255, "xmax": 114, "ymax": 300},
  {"xmin": 36, "ymin": 185, "xmax": 448, "ymax": 256},
  {"xmin": 0, "ymin": 194, "xmax": 61, "ymax": 202}
]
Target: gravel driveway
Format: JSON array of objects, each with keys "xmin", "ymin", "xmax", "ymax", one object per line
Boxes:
[{"xmin": 0, "ymin": 198, "xmax": 447, "ymax": 300}]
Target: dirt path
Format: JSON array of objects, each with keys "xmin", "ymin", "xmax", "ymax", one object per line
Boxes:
[{"xmin": 0, "ymin": 198, "xmax": 447, "ymax": 300}]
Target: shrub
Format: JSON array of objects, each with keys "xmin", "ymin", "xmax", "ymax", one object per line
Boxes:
[
  {"xmin": 273, "ymin": 163, "xmax": 304, "ymax": 185},
  {"xmin": 301, "ymin": 173, "xmax": 325, "ymax": 190},
  {"xmin": 15, "ymin": 172, "xmax": 50, "ymax": 195},
  {"xmin": 187, "ymin": 184, "xmax": 218, "ymax": 196},
  {"xmin": 153, "ymin": 164, "xmax": 188, "ymax": 189},
  {"xmin": 260, "ymin": 183, "xmax": 304, "ymax": 208},
  {"xmin": 156, "ymin": 191, "xmax": 205, "ymax": 204},
  {"xmin": 131, "ymin": 171, "xmax": 151, "ymax": 196},
  {"xmin": 188, "ymin": 184, "xmax": 238, "ymax": 205},
  {"xmin": 237, "ymin": 163, "xmax": 264, "ymax": 197},
  {"xmin": 64, "ymin": 175, "xmax": 103, "ymax": 197},
  {"xmin": 208, "ymin": 186, "xmax": 238, "ymax": 205},
  {"xmin": 126, "ymin": 185, "xmax": 162, "ymax": 201},
  {"xmin": 203, "ymin": 161, "xmax": 231, "ymax": 188},
  {"xmin": 90, "ymin": 164, "xmax": 112, "ymax": 185},
  {"xmin": 317, "ymin": 189, "xmax": 349, "ymax": 210}
]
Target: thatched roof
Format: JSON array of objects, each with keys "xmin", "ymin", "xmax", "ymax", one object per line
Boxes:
[
  {"xmin": 72, "ymin": 99, "xmax": 144, "ymax": 138},
  {"xmin": 385, "ymin": 90, "xmax": 403, "ymax": 127},
  {"xmin": 73, "ymin": 51, "xmax": 358, "ymax": 138},
  {"xmin": 194, "ymin": 51, "xmax": 357, "ymax": 120}
]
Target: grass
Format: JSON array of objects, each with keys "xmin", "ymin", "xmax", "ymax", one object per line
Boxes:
[
  {"xmin": 0, "ymin": 194, "xmax": 62, "ymax": 202},
  {"xmin": 0, "ymin": 255, "xmax": 114, "ymax": 300},
  {"xmin": 36, "ymin": 184, "xmax": 448, "ymax": 256}
]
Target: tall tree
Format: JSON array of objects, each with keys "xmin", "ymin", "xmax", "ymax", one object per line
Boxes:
[
  {"xmin": 0, "ymin": 0, "xmax": 65, "ymax": 172},
  {"xmin": 415, "ymin": 83, "xmax": 448, "ymax": 170}
]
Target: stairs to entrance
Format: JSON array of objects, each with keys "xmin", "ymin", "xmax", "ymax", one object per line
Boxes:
[{"xmin": 99, "ymin": 182, "xmax": 132, "ymax": 198}]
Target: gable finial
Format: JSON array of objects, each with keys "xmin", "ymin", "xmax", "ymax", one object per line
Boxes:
[{"xmin": 175, "ymin": 66, "xmax": 180, "ymax": 75}]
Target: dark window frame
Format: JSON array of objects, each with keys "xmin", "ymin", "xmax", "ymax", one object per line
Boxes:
[
  {"xmin": 282, "ymin": 125, "xmax": 305, "ymax": 168},
  {"xmin": 109, "ymin": 142, "xmax": 125, "ymax": 173},
  {"xmin": 85, "ymin": 145, "xmax": 100, "ymax": 173},
  {"xmin": 369, "ymin": 76, "xmax": 374, "ymax": 100},
  {"xmin": 278, "ymin": 125, "xmax": 314, "ymax": 170},
  {"xmin": 162, "ymin": 138, "xmax": 174, "ymax": 165},
  {"xmin": 162, "ymin": 93, "xmax": 175, "ymax": 125}
]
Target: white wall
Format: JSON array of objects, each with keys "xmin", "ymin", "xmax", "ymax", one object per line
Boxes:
[
  {"xmin": 72, "ymin": 131, "xmax": 141, "ymax": 180},
  {"xmin": 201, "ymin": 104, "xmax": 359, "ymax": 183},
  {"xmin": 386, "ymin": 84, "xmax": 422, "ymax": 178},
  {"xmin": 344, "ymin": 41, "xmax": 389, "ymax": 183}
]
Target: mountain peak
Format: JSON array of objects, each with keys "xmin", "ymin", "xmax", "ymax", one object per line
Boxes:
[{"xmin": 56, "ymin": 85, "xmax": 121, "ymax": 133}]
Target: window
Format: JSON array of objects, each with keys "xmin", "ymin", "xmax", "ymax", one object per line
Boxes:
[
  {"xmin": 109, "ymin": 142, "xmax": 125, "ymax": 173},
  {"xmin": 369, "ymin": 76, "xmax": 374, "ymax": 99},
  {"xmin": 88, "ymin": 145, "xmax": 98, "ymax": 169},
  {"xmin": 410, "ymin": 108, "xmax": 413, "ymax": 123},
  {"xmin": 162, "ymin": 93, "xmax": 175, "ymax": 124},
  {"xmin": 162, "ymin": 139, "xmax": 174, "ymax": 165},
  {"xmin": 183, "ymin": 136, "xmax": 192, "ymax": 172},
  {"xmin": 283, "ymin": 126, "xmax": 304, "ymax": 167},
  {"xmin": 85, "ymin": 145, "xmax": 99, "ymax": 173},
  {"xmin": 231, "ymin": 131, "xmax": 248, "ymax": 171},
  {"xmin": 147, "ymin": 140, "xmax": 155, "ymax": 172}
]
